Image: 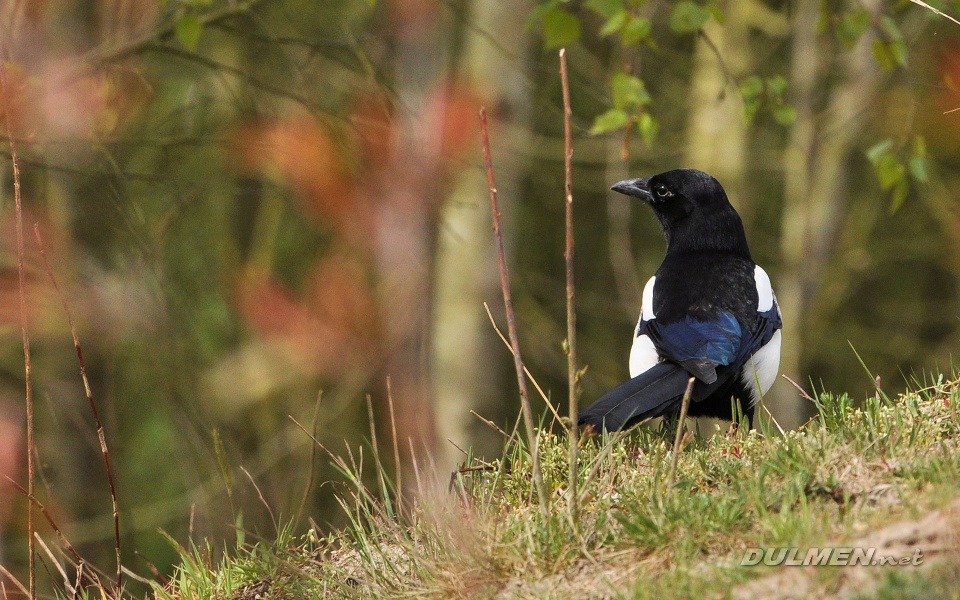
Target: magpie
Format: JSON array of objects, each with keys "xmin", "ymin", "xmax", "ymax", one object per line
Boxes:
[{"xmin": 579, "ymin": 168, "xmax": 782, "ymax": 433}]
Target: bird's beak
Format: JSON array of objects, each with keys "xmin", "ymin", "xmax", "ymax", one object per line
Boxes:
[{"xmin": 611, "ymin": 177, "xmax": 653, "ymax": 201}]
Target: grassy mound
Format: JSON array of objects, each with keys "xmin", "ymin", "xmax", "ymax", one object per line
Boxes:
[{"xmin": 157, "ymin": 378, "xmax": 960, "ymax": 600}]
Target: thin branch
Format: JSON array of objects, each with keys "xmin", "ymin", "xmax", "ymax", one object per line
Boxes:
[
  {"xmin": 781, "ymin": 374, "xmax": 816, "ymax": 404},
  {"xmin": 34, "ymin": 225, "xmax": 122, "ymax": 593},
  {"xmin": 666, "ymin": 377, "xmax": 696, "ymax": 488},
  {"xmin": 482, "ymin": 302, "xmax": 562, "ymax": 423},
  {"xmin": 34, "ymin": 534, "xmax": 75, "ymax": 598},
  {"xmin": 907, "ymin": 0, "xmax": 960, "ymax": 27},
  {"xmin": 470, "ymin": 410, "xmax": 508, "ymax": 439},
  {"xmin": 697, "ymin": 30, "xmax": 739, "ymax": 92},
  {"xmin": 3, "ymin": 476, "xmax": 91, "ymax": 584},
  {"xmin": 239, "ymin": 466, "xmax": 277, "ymax": 535},
  {"xmin": 139, "ymin": 44, "xmax": 329, "ymax": 114},
  {"xmin": 288, "ymin": 416, "xmax": 336, "ymax": 462},
  {"xmin": 559, "ymin": 48, "xmax": 579, "ymax": 528},
  {"xmin": 0, "ymin": 46, "xmax": 36, "ymax": 600},
  {"xmin": 479, "ymin": 107, "xmax": 549, "ymax": 521},
  {"xmin": 0, "ymin": 564, "xmax": 29, "ymax": 599},
  {"xmin": 80, "ymin": 0, "xmax": 270, "ymax": 67},
  {"xmin": 761, "ymin": 403, "xmax": 786, "ymax": 436}
]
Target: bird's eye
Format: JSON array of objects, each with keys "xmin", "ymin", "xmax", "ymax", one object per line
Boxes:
[{"xmin": 654, "ymin": 183, "xmax": 673, "ymax": 198}]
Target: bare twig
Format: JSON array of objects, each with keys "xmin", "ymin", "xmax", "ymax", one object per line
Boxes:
[
  {"xmin": 288, "ymin": 416, "xmax": 336, "ymax": 461},
  {"xmin": 697, "ymin": 30, "xmax": 739, "ymax": 92},
  {"xmin": 3, "ymin": 476, "xmax": 90, "ymax": 581},
  {"xmin": 559, "ymin": 48, "xmax": 579, "ymax": 528},
  {"xmin": 907, "ymin": 0, "xmax": 960, "ymax": 27},
  {"xmin": 666, "ymin": 377, "xmax": 696, "ymax": 488},
  {"xmin": 0, "ymin": 48, "xmax": 36, "ymax": 600},
  {"xmin": 479, "ymin": 107, "xmax": 549, "ymax": 520},
  {"xmin": 0, "ymin": 564, "xmax": 29, "ymax": 598},
  {"xmin": 761, "ymin": 403, "xmax": 786, "ymax": 436},
  {"xmin": 35, "ymin": 534, "xmax": 75, "ymax": 598},
  {"xmin": 482, "ymin": 302, "xmax": 561, "ymax": 423},
  {"xmin": 81, "ymin": 0, "xmax": 269, "ymax": 67},
  {"xmin": 34, "ymin": 225, "xmax": 122, "ymax": 593},
  {"xmin": 470, "ymin": 410, "xmax": 508, "ymax": 439},
  {"xmin": 120, "ymin": 566, "xmax": 157, "ymax": 587},
  {"xmin": 239, "ymin": 466, "xmax": 277, "ymax": 534},
  {"xmin": 781, "ymin": 373, "xmax": 816, "ymax": 404},
  {"xmin": 447, "ymin": 438, "xmax": 470, "ymax": 458}
]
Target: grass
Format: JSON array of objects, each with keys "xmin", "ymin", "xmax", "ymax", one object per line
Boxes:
[{"xmin": 145, "ymin": 374, "xmax": 960, "ymax": 600}]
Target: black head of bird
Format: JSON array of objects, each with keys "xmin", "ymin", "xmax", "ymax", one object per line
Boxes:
[{"xmin": 611, "ymin": 168, "xmax": 750, "ymax": 257}]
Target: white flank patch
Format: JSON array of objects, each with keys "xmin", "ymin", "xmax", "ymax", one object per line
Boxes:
[
  {"xmin": 629, "ymin": 334, "xmax": 660, "ymax": 378},
  {"xmin": 641, "ymin": 276, "xmax": 656, "ymax": 320},
  {"xmin": 755, "ymin": 265, "xmax": 774, "ymax": 312},
  {"xmin": 741, "ymin": 329, "xmax": 782, "ymax": 406}
]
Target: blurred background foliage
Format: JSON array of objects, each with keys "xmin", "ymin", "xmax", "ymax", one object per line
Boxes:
[{"xmin": 1, "ymin": 0, "xmax": 960, "ymax": 591}]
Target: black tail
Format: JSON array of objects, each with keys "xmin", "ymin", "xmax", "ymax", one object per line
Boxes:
[{"xmin": 579, "ymin": 362, "xmax": 726, "ymax": 433}]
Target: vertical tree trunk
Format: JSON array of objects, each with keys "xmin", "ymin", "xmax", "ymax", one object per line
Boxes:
[
  {"xmin": 370, "ymin": 7, "xmax": 450, "ymax": 492},
  {"xmin": 431, "ymin": 0, "xmax": 532, "ymax": 472},
  {"xmin": 683, "ymin": 12, "xmax": 751, "ymax": 206},
  {"xmin": 777, "ymin": 0, "xmax": 885, "ymax": 428}
]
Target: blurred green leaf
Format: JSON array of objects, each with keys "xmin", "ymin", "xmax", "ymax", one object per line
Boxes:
[
  {"xmin": 871, "ymin": 40, "xmax": 893, "ymax": 70},
  {"xmin": 611, "ymin": 72, "xmax": 650, "ymax": 108},
  {"xmin": 541, "ymin": 6, "xmax": 582, "ymax": 49},
  {"xmin": 910, "ymin": 136, "xmax": 928, "ymax": 183},
  {"xmin": 590, "ymin": 108, "xmax": 630, "ymax": 134},
  {"xmin": 176, "ymin": 14, "xmax": 203, "ymax": 50},
  {"xmin": 766, "ymin": 74, "xmax": 788, "ymax": 97},
  {"xmin": 909, "ymin": 156, "xmax": 928, "ymax": 184},
  {"xmin": 890, "ymin": 39, "xmax": 908, "ymax": 67},
  {"xmin": 743, "ymin": 97, "xmax": 762, "ymax": 122},
  {"xmin": 872, "ymin": 38, "xmax": 907, "ymax": 71},
  {"xmin": 670, "ymin": 1, "xmax": 711, "ymax": 33},
  {"xmin": 772, "ymin": 104, "xmax": 797, "ymax": 125},
  {"xmin": 890, "ymin": 179, "xmax": 909, "ymax": 213},
  {"xmin": 739, "ymin": 75, "xmax": 763, "ymax": 99},
  {"xmin": 621, "ymin": 16, "xmax": 652, "ymax": 44},
  {"xmin": 599, "ymin": 11, "xmax": 629, "ymax": 36},
  {"xmin": 912, "ymin": 135, "xmax": 927, "ymax": 158},
  {"xmin": 637, "ymin": 112, "xmax": 658, "ymax": 144},
  {"xmin": 880, "ymin": 15, "xmax": 902, "ymax": 40},
  {"xmin": 706, "ymin": 3, "xmax": 725, "ymax": 25},
  {"xmin": 866, "ymin": 139, "xmax": 894, "ymax": 163},
  {"xmin": 527, "ymin": 2, "xmax": 553, "ymax": 27},
  {"xmin": 876, "ymin": 154, "xmax": 905, "ymax": 190},
  {"xmin": 586, "ymin": 0, "xmax": 625, "ymax": 19},
  {"xmin": 836, "ymin": 8, "xmax": 871, "ymax": 49}
]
